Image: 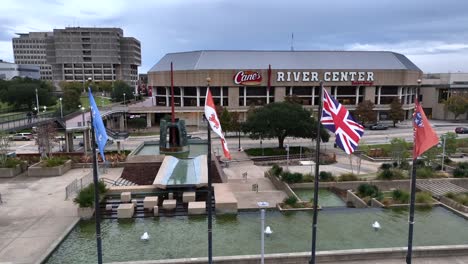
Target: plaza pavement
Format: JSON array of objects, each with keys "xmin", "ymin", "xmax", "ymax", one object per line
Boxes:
[{"xmin": 0, "ymin": 167, "xmax": 123, "ymax": 264}]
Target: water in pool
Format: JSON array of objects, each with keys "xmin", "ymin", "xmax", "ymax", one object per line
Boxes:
[
  {"xmin": 293, "ymin": 188, "xmax": 346, "ymax": 207},
  {"xmin": 46, "ymin": 206, "xmax": 468, "ymax": 263}
]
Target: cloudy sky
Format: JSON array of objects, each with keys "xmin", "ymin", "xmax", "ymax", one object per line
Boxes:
[{"xmin": 1, "ymin": 0, "xmax": 467, "ymax": 73}]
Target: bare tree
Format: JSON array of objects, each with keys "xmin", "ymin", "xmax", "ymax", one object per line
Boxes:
[
  {"xmin": 0, "ymin": 132, "xmax": 11, "ymax": 167},
  {"xmin": 35, "ymin": 122, "xmax": 58, "ymax": 158}
]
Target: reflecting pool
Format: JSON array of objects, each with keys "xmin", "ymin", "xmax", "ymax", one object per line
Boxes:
[
  {"xmin": 293, "ymin": 188, "xmax": 346, "ymax": 207},
  {"xmin": 46, "ymin": 206, "xmax": 468, "ymax": 263}
]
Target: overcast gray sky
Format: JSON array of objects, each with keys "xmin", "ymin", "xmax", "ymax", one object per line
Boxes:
[{"xmin": 1, "ymin": 0, "xmax": 467, "ymax": 73}]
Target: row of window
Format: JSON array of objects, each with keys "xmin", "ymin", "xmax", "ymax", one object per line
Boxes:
[
  {"xmin": 64, "ymin": 75, "xmax": 115, "ymax": 81},
  {"xmin": 13, "ymin": 44, "xmax": 46, "ymax": 49},
  {"xmin": 16, "ymin": 60, "xmax": 47, "ymax": 65},
  {"xmin": 63, "ymin": 63, "xmax": 114, "ymax": 68},
  {"xmin": 152, "ymin": 86, "xmax": 417, "ymax": 107},
  {"xmin": 64, "ymin": 70, "xmax": 115, "ymax": 74},
  {"xmin": 15, "ymin": 55, "xmax": 46, "ymax": 60},
  {"xmin": 13, "ymin": 39, "xmax": 46, "ymax": 44},
  {"xmin": 14, "ymin": 49, "xmax": 46, "ymax": 54}
]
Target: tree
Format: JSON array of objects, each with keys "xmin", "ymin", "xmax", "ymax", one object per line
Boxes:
[
  {"xmin": 98, "ymin": 81, "xmax": 113, "ymax": 96},
  {"xmin": 390, "ymin": 138, "xmax": 409, "ymax": 166},
  {"xmin": 62, "ymin": 88, "xmax": 81, "ymax": 111},
  {"xmin": 0, "ymin": 78, "xmax": 55, "ymax": 109},
  {"xmin": 355, "ymin": 100, "xmax": 377, "ymax": 125},
  {"xmin": 219, "ymin": 107, "xmax": 232, "ymax": 133},
  {"xmin": 444, "ymin": 95, "xmax": 468, "ymax": 119},
  {"xmin": 388, "ymin": 98, "xmax": 405, "ymax": 127},
  {"xmin": 243, "ymin": 101, "xmax": 329, "ymax": 148},
  {"xmin": 0, "ymin": 132, "xmax": 11, "ymax": 167},
  {"xmin": 111, "ymin": 81, "xmax": 134, "ymax": 102},
  {"xmin": 35, "ymin": 122, "xmax": 58, "ymax": 158}
]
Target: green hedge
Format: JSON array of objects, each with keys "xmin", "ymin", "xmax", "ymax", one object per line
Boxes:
[
  {"xmin": 43, "ymin": 157, "xmax": 67, "ymax": 167},
  {"xmin": 245, "ymin": 146, "xmax": 310, "ymax": 156},
  {"xmin": 73, "ymin": 181, "xmax": 108, "ymax": 208}
]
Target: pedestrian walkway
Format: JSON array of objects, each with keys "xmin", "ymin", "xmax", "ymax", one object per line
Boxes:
[{"xmin": 0, "ymin": 167, "xmax": 123, "ymax": 264}]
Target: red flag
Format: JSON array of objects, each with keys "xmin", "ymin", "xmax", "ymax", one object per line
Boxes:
[
  {"xmin": 204, "ymin": 88, "xmax": 232, "ymax": 159},
  {"xmin": 413, "ymin": 100, "xmax": 439, "ymax": 158}
]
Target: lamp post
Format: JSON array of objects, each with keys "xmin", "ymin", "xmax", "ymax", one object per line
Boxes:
[
  {"xmin": 257, "ymin": 201, "xmax": 270, "ymax": 264},
  {"xmin": 123, "ymin": 93, "xmax": 127, "ymax": 131},
  {"xmin": 101, "ymin": 93, "xmax": 104, "ymax": 108},
  {"xmin": 79, "ymin": 105, "xmax": 85, "ymax": 127},
  {"xmin": 123, "ymin": 93, "xmax": 126, "ymax": 106},
  {"xmin": 43, "ymin": 106, "xmax": 47, "ymax": 113},
  {"xmin": 35, "ymin": 88, "xmax": 40, "ymax": 114},
  {"xmin": 285, "ymin": 144, "xmax": 290, "ymax": 171},
  {"xmin": 440, "ymin": 134, "xmax": 447, "ymax": 172},
  {"xmin": 59, "ymin": 98, "xmax": 63, "ymax": 118}
]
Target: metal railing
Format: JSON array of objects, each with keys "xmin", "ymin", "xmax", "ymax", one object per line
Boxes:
[{"xmin": 65, "ymin": 171, "xmax": 93, "ymax": 200}]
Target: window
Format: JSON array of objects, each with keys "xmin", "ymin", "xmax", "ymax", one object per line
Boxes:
[{"xmin": 438, "ymin": 88, "xmax": 449, "ymax": 103}]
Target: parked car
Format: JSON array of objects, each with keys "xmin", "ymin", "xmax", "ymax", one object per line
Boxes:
[
  {"xmin": 455, "ymin": 127, "xmax": 468, "ymax": 134},
  {"xmin": 11, "ymin": 133, "xmax": 34, "ymax": 141},
  {"xmin": 369, "ymin": 124, "xmax": 388, "ymax": 130}
]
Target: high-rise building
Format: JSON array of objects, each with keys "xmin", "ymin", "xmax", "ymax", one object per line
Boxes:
[
  {"xmin": 12, "ymin": 32, "xmax": 54, "ymax": 80},
  {"xmin": 13, "ymin": 27, "xmax": 141, "ymax": 87}
]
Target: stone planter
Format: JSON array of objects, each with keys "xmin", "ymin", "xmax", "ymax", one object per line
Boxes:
[
  {"xmin": 0, "ymin": 164, "xmax": 24, "ymax": 178},
  {"xmin": 28, "ymin": 159, "xmax": 72, "ymax": 177},
  {"xmin": 77, "ymin": 207, "xmax": 95, "ymax": 219}
]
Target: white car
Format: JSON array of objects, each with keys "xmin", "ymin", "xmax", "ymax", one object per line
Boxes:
[{"xmin": 11, "ymin": 133, "xmax": 34, "ymax": 141}]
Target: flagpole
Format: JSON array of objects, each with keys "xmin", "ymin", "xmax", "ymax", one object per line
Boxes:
[
  {"xmin": 90, "ymin": 103, "xmax": 103, "ymax": 264},
  {"xmin": 406, "ymin": 79, "xmax": 421, "ymax": 264},
  {"xmin": 206, "ymin": 78, "xmax": 213, "ymax": 264},
  {"xmin": 310, "ymin": 81, "xmax": 323, "ymax": 264}
]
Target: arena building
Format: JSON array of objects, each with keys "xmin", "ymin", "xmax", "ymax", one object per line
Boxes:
[{"xmin": 145, "ymin": 50, "xmax": 422, "ymax": 127}]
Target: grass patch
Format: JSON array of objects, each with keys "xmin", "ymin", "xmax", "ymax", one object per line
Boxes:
[{"xmin": 79, "ymin": 96, "xmax": 112, "ymax": 109}]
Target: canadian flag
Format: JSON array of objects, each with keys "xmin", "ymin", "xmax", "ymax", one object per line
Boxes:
[{"xmin": 205, "ymin": 88, "xmax": 231, "ymax": 159}]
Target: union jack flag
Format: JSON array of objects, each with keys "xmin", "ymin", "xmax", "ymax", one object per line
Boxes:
[{"xmin": 320, "ymin": 88, "xmax": 364, "ymax": 154}]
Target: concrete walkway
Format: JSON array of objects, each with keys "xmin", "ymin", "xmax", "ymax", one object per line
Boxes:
[
  {"xmin": 223, "ymin": 151, "xmax": 287, "ymax": 209},
  {"xmin": 0, "ymin": 167, "xmax": 123, "ymax": 264}
]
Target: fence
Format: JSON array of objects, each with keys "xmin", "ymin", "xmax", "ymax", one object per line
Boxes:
[{"xmin": 65, "ymin": 171, "xmax": 93, "ymax": 200}]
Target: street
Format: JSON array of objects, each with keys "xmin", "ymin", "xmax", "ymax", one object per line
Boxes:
[{"xmin": 10, "ymin": 120, "xmax": 468, "ymax": 154}]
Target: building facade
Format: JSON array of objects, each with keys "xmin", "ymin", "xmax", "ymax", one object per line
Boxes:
[
  {"xmin": 12, "ymin": 32, "xmax": 54, "ymax": 80},
  {"xmin": 421, "ymin": 73, "xmax": 468, "ymax": 120},
  {"xmin": 145, "ymin": 50, "xmax": 422, "ymax": 127},
  {"xmin": 13, "ymin": 27, "xmax": 141, "ymax": 87},
  {"xmin": 0, "ymin": 60, "xmax": 40, "ymax": 80}
]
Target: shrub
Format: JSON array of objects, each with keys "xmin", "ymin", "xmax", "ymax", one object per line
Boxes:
[
  {"xmin": 413, "ymin": 159, "xmax": 426, "ymax": 169},
  {"xmin": 73, "ymin": 181, "xmax": 108, "ymax": 208},
  {"xmin": 270, "ymin": 164, "xmax": 283, "ymax": 177},
  {"xmin": 380, "ymin": 163, "xmax": 393, "ymax": 170},
  {"xmin": 377, "ymin": 168, "xmax": 406, "ymax": 180},
  {"xmin": 281, "ymin": 171, "xmax": 303, "ymax": 183},
  {"xmin": 453, "ymin": 162, "xmax": 468, "ymax": 178},
  {"xmin": 3, "ymin": 158, "xmax": 22, "ymax": 168},
  {"xmin": 357, "ymin": 184, "xmax": 380, "ymax": 198},
  {"xmin": 399, "ymin": 160, "xmax": 410, "ymax": 170},
  {"xmin": 302, "ymin": 173, "xmax": 314, "ymax": 182},
  {"xmin": 445, "ymin": 192, "xmax": 456, "ymax": 199},
  {"xmin": 319, "ymin": 171, "xmax": 334, "ymax": 182},
  {"xmin": 416, "ymin": 167, "xmax": 435, "ymax": 179},
  {"xmin": 43, "ymin": 157, "xmax": 66, "ymax": 167},
  {"xmin": 337, "ymin": 173, "xmax": 359, "ymax": 182},
  {"xmin": 392, "ymin": 189, "xmax": 410, "ymax": 203},
  {"xmin": 415, "ymin": 192, "xmax": 433, "ymax": 204},
  {"xmin": 283, "ymin": 196, "xmax": 298, "ymax": 206}
]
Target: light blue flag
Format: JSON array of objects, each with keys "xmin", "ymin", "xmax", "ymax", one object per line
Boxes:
[{"xmin": 88, "ymin": 88, "xmax": 108, "ymax": 161}]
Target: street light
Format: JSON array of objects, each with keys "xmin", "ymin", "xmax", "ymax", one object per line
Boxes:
[
  {"xmin": 257, "ymin": 201, "xmax": 270, "ymax": 264},
  {"xmin": 79, "ymin": 105, "xmax": 85, "ymax": 127},
  {"xmin": 43, "ymin": 106, "xmax": 47, "ymax": 113},
  {"xmin": 123, "ymin": 93, "xmax": 126, "ymax": 106},
  {"xmin": 101, "ymin": 93, "xmax": 104, "ymax": 107},
  {"xmin": 440, "ymin": 134, "xmax": 447, "ymax": 171},
  {"xmin": 35, "ymin": 88, "xmax": 40, "ymax": 114},
  {"xmin": 59, "ymin": 98, "xmax": 63, "ymax": 118}
]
